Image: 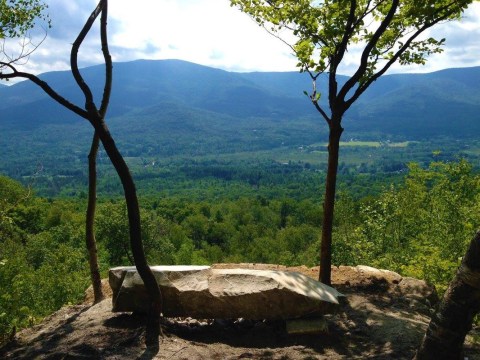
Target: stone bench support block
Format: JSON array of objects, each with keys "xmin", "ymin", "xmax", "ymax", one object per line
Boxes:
[{"xmin": 109, "ymin": 265, "xmax": 343, "ymax": 320}]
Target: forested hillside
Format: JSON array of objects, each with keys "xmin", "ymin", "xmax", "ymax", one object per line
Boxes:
[
  {"xmin": 1, "ymin": 60, "xmax": 480, "ymax": 136},
  {"xmin": 1, "ymin": 60, "xmax": 480, "ymax": 344},
  {"xmin": 1, "ymin": 60, "xmax": 480, "ymax": 197},
  {"xmin": 3, "ymin": 0, "xmax": 480, "ymax": 355},
  {"xmin": 1, "ymin": 160, "xmax": 479, "ymax": 342}
]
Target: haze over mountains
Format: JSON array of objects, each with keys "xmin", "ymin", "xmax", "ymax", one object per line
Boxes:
[
  {"xmin": 1, "ymin": 59, "xmax": 479, "ymax": 140},
  {"xmin": 1, "ymin": 59, "xmax": 479, "ymax": 196},
  {"xmin": 0, "ymin": 59, "xmax": 479, "ymax": 175}
]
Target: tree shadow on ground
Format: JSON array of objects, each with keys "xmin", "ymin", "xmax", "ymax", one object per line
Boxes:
[
  {"xmin": 162, "ymin": 290, "xmax": 429, "ymax": 359},
  {"xmin": 0, "ymin": 305, "xmax": 92, "ymax": 359}
]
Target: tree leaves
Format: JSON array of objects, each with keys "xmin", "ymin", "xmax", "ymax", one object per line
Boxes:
[
  {"xmin": 338, "ymin": 160, "xmax": 480, "ymax": 293},
  {"xmin": 231, "ymin": 0, "xmax": 476, "ymax": 94},
  {"xmin": 0, "ymin": 0, "xmax": 50, "ymax": 39}
]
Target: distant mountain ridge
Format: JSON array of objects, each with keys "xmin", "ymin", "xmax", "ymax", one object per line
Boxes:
[
  {"xmin": 1, "ymin": 59, "xmax": 479, "ymax": 195},
  {"xmin": 0, "ymin": 60, "xmax": 319, "ymax": 134},
  {"xmin": 1, "ymin": 57, "xmax": 480, "ymax": 173},
  {"xmin": 1, "ymin": 59, "xmax": 479, "ymax": 139}
]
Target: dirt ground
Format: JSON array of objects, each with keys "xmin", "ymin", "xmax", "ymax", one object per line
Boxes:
[{"xmin": 1, "ymin": 264, "xmax": 480, "ymax": 360}]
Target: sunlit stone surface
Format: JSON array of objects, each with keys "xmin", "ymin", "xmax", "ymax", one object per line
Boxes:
[{"xmin": 109, "ymin": 265, "xmax": 343, "ymax": 319}]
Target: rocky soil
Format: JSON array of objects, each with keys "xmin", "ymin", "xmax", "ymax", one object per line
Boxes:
[{"xmin": 1, "ymin": 264, "xmax": 480, "ymax": 360}]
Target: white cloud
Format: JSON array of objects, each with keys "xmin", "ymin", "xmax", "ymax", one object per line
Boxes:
[
  {"xmin": 4, "ymin": 0, "xmax": 480, "ymax": 79},
  {"xmin": 386, "ymin": 3, "xmax": 480, "ymax": 74},
  {"xmin": 107, "ymin": 0, "xmax": 297, "ymax": 72}
]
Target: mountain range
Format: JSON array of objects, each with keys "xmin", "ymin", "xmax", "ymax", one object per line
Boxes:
[
  {"xmin": 1, "ymin": 59, "xmax": 480, "ymax": 179},
  {"xmin": 1, "ymin": 59, "xmax": 479, "ymax": 138}
]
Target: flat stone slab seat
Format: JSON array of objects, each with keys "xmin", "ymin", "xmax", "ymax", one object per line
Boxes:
[{"xmin": 109, "ymin": 265, "xmax": 344, "ymax": 320}]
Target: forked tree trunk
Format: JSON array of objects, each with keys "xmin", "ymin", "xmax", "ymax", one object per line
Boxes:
[
  {"xmin": 0, "ymin": 0, "xmax": 162, "ymax": 348},
  {"xmin": 85, "ymin": 131, "xmax": 104, "ymax": 303},
  {"xmin": 94, "ymin": 121, "xmax": 162, "ymax": 346},
  {"xmin": 415, "ymin": 231, "xmax": 480, "ymax": 360},
  {"xmin": 319, "ymin": 118, "xmax": 343, "ymax": 285}
]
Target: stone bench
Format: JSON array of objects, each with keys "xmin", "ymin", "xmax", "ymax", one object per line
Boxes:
[{"xmin": 109, "ymin": 265, "xmax": 343, "ymax": 320}]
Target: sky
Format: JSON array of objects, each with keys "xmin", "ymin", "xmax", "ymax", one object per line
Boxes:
[{"xmin": 3, "ymin": 0, "xmax": 480, "ymax": 79}]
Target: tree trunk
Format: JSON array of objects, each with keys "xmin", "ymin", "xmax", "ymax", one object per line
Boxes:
[
  {"xmin": 319, "ymin": 118, "xmax": 343, "ymax": 285},
  {"xmin": 415, "ymin": 231, "xmax": 480, "ymax": 360},
  {"xmin": 85, "ymin": 131, "xmax": 104, "ymax": 304},
  {"xmin": 94, "ymin": 121, "xmax": 162, "ymax": 346}
]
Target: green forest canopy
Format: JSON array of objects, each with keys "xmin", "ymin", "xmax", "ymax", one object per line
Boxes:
[{"xmin": 1, "ymin": 159, "xmax": 479, "ymax": 341}]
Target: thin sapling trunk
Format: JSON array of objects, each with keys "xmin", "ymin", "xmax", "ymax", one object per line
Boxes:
[{"xmin": 85, "ymin": 131, "xmax": 104, "ymax": 303}]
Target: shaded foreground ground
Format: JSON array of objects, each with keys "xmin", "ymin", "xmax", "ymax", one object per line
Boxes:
[{"xmin": 1, "ymin": 264, "xmax": 480, "ymax": 359}]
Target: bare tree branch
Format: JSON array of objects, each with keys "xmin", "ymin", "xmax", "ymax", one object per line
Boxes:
[
  {"xmin": 338, "ymin": 0, "xmax": 400, "ymax": 103},
  {"xmin": 70, "ymin": 0, "xmax": 104, "ymax": 115},
  {"xmin": 0, "ymin": 62, "xmax": 89, "ymax": 119},
  {"xmin": 99, "ymin": 0, "xmax": 112, "ymax": 117},
  {"xmin": 346, "ymin": 2, "xmax": 462, "ymax": 108},
  {"xmin": 0, "ymin": 30, "xmax": 47, "ymax": 72}
]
